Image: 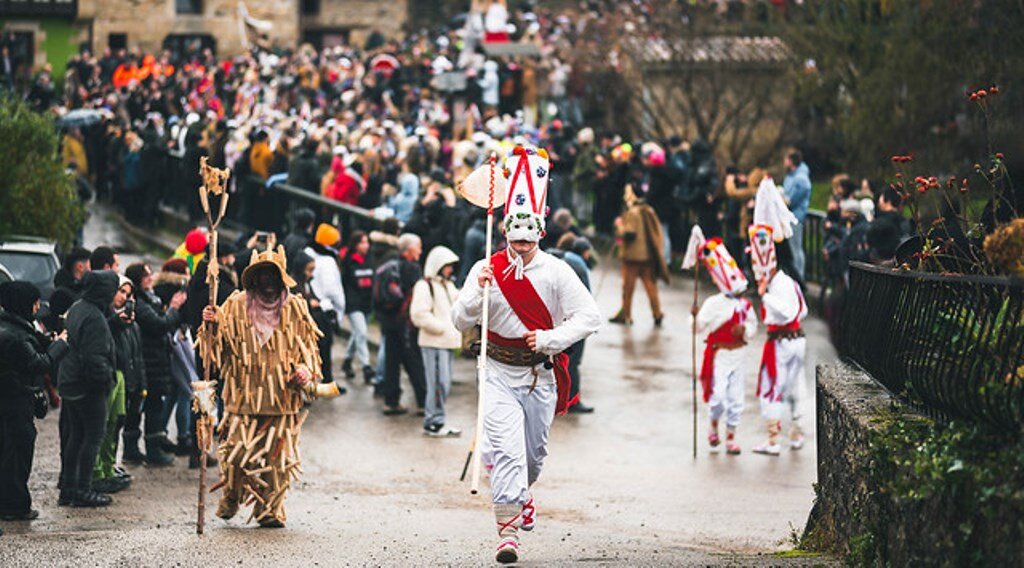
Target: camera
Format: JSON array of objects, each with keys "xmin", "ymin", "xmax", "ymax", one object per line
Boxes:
[{"xmin": 124, "ymin": 299, "xmax": 135, "ymax": 319}]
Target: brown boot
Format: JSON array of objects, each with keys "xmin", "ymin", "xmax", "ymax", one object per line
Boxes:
[{"xmin": 215, "ymin": 496, "xmax": 239, "ymax": 520}]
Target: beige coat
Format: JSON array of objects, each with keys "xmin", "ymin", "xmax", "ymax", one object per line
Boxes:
[{"xmin": 410, "ymin": 246, "xmax": 462, "ymax": 350}]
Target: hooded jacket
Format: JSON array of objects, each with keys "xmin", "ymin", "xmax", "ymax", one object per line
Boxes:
[
  {"xmin": 0, "ymin": 283, "xmax": 69, "ymax": 399},
  {"xmin": 58, "ymin": 270, "xmax": 118, "ymax": 399},
  {"xmin": 410, "ymin": 246, "xmax": 462, "ymax": 350}
]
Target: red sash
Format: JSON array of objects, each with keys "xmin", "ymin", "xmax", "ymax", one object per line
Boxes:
[
  {"xmin": 490, "ymin": 251, "xmax": 576, "ymax": 415},
  {"xmin": 758, "ymin": 282, "xmax": 805, "ymax": 402},
  {"xmin": 699, "ymin": 302, "xmax": 748, "ymax": 403}
]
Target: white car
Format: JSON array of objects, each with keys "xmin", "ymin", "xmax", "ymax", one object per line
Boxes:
[{"xmin": 0, "ymin": 237, "xmax": 61, "ymax": 299}]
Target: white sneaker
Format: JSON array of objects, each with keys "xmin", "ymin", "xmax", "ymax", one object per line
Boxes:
[
  {"xmin": 520, "ymin": 498, "xmax": 536, "ymax": 531},
  {"xmin": 495, "ymin": 537, "xmax": 519, "ymax": 564},
  {"xmin": 752, "ymin": 443, "xmax": 782, "ymax": 456},
  {"xmin": 790, "ymin": 436, "xmax": 805, "ymax": 450},
  {"xmin": 424, "ymin": 425, "xmax": 462, "ymax": 438}
]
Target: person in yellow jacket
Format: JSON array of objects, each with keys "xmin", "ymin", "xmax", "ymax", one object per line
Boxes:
[{"xmin": 61, "ymin": 128, "xmax": 89, "ymax": 179}]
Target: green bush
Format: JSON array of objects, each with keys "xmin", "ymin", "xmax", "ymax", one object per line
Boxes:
[{"xmin": 0, "ymin": 96, "xmax": 86, "ymax": 247}]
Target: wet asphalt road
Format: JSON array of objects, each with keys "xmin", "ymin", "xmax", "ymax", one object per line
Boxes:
[{"xmin": 0, "ymin": 210, "xmax": 836, "ymax": 566}]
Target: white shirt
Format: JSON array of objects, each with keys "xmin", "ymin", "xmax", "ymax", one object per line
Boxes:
[
  {"xmin": 762, "ymin": 271, "xmax": 807, "ymax": 327},
  {"xmin": 304, "ymin": 246, "xmax": 346, "ymax": 326},
  {"xmin": 696, "ymin": 293, "xmax": 757, "ymax": 340},
  {"xmin": 453, "ymin": 250, "xmax": 602, "ymax": 387}
]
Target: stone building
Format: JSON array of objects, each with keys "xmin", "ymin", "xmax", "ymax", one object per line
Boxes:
[{"xmin": 1, "ymin": 0, "xmax": 410, "ymax": 80}]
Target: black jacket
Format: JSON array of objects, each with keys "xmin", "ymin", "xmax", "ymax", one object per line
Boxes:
[
  {"xmin": 0, "ymin": 311, "xmax": 68, "ymax": 399},
  {"xmin": 867, "ymin": 210, "xmax": 910, "ymax": 262},
  {"xmin": 182, "ymin": 258, "xmax": 237, "ymax": 335},
  {"xmin": 58, "ymin": 270, "xmax": 118, "ymax": 399},
  {"xmin": 110, "ymin": 314, "xmax": 146, "ymax": 393},
  {"xmin": 376, "ymin": 257, "xmax": 422, "ymax": 332},
  {"xmin": 341, "ymin": 252, "xmax": 374, "ymax": 314},
  {"xmin": 135, "ymin": 288, "xmax": 181, "ymax": 388}
]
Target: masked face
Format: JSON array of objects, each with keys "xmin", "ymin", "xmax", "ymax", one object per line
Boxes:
[
  {"xmin": 700, "ymin": 239, "xmax": 747, "ymax": 296},
  {"xmin": 748, "ymin": 225, "xmax": 777, "ymax": 284},
  {"xmin": 254, "ymin": 266, "xmax": 284, "ymax": 300}
]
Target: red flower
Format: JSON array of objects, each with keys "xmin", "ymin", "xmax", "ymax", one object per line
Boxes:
[
  {"xmin": 995, "ymin": 152, "xmax": 1005, "ymax": 160},
  {"xmin": 970, "ymin": 93, "xmax": 979, "ymax": 101},
  {"xmin": 977, "ymin": 89, "xmax": 988, "ymax": 98},
  {"xmin": 990, "ymin": 85, "xmax": 999, "ymax": 94}
]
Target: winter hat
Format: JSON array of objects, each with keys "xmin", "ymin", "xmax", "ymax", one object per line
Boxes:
[
  {"xmin": 0, "ymin": 281, "xmax": 41, "ymax": 321},
  {"xmin": 184, "ymin": 228, "xmax": 209, "ymax": 255},
  {"xmin": 161, "ymin": 257, "xmax": 189, "ymax": 275},
  {"xmin": 315, "ymin": 223, "xmax": 342, "ymax": 247},
  {"xmin": 48, "ymin": 287, "xmax": 76, "ymax": 317}
]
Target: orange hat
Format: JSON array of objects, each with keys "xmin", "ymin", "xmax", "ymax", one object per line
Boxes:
[{"xmin": 314, "ymin": 223, "xmax": 341, "ymax": 247}]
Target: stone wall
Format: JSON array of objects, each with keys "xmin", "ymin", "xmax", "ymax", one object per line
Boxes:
[
  {"xmin": 300, "ymin": 0, "xmax": 407, "ymax": 47},
  {"xmin": 79, "ymin": 0, "xmax": 299, "ymax": 55},
  {"xmin": 808, "ymin": 362, "xmax": 1024, "ymax": 565}
]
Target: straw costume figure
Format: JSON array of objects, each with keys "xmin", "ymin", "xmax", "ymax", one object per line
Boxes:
[{"xmin": 200, "ymin": 245, "xmax": 337, "ymax": 528}]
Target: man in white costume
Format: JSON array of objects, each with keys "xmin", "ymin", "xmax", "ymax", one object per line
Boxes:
[
  {"xmin": 689, "ymin": 236, "xmax": 757, "ymax": 455},
  {"xmin": 453, "ymin": 146, "xmax": 602, "ymax": 564}
]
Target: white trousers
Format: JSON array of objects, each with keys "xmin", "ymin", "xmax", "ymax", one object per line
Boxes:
[
  {"xmin": 708, "ymin": 350, "xmax": 745, "ymax": 427},
  {"xmin": 758, "ymin": 337, "xmax": 806, "ymax": 422},
  {"xmin": 483, "ymin": 372, "xmax": 556, "ymax": 506}
]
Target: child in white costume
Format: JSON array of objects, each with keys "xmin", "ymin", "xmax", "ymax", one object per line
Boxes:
[
  {"xmin": 750, "ymin": 223, "xmax": 807, "ymax": 455},
  {"xmin": 686, "ymin": 234, "xmax": 756, "ymax": 455}
]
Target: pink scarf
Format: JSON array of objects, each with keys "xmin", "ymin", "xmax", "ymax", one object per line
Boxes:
[{"xmin": 246, "ymin": 290, "xmax": 285, "ymax": 346}]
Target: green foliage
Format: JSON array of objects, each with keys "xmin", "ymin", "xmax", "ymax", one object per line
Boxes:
[
  {"xmin": 785, "ymin": 0, "xmax": 1024, "ymax": 179},
  {"xmin": 0, "ymin": 96, "xmax": 85, "ymax": 247},
  {"xmin": 857, "ymin": 413, "xmax": 1024, "ymax": 565}
]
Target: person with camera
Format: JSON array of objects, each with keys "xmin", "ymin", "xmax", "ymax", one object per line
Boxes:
[
  {"xmin": 125, "ymin": 263, "xmax": 187, "ymax": 466},
  {"xmin": 57, "ymin": 270, "xmax": 119, "ymax": 508},
  {"xmin": 90, "ymin": 276, "xmax": 139, "ymax": 493},
  {"xmin": 0, "ymin": 282, "xmax": 69, "ymax": 520}
]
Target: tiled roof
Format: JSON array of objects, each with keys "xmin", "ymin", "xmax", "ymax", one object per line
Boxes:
[{"xmin": 636, "ymin": 35, "xmax": 791, "ymax": 66}]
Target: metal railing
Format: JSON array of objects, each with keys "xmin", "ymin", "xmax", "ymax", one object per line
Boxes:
[
  {"xmin": 841, "ymin": 262, "xmax": 1024, "ymax": 429},
  {"xmin": 803, "ymin": 210, "xmax": 826, "ymax": 286}
]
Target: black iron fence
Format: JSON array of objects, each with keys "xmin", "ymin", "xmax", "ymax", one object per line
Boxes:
[
  {"xmin": 841, "ymin": 262, "xmax": 1024, "ymax": 429},
  {"xmin": 803, "ymin": 210, "xmax": 826, "ymax": 287}
]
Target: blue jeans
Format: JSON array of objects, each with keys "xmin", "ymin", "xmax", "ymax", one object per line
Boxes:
[
  {"xmin": 345, "ymin": 311, "xmax": 371, "ymax": 367},
  {"xmin": 421, "ymin": 347, "xmax": 454, "ymax": 429}
]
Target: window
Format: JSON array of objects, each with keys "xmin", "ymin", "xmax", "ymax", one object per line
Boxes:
[
  {"xmin": 108, "ymin": 33, "xmax": 127, "ymax": 51},
  {"xmin": 301, "ymin": 0, "xmax": 320, "ymax": 16},
  {"xmin": 176, "ymin": 0, "xmax": 202, "ymax": 15}
]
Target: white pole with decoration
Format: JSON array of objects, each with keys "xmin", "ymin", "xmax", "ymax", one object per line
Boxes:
[
  {"xmin": 681, "ymin": 225, "xmax": 707, "ymax": 460},
  {"xmin": 457, "ymin": 153, "xmax": 507, "ymax": 494}
]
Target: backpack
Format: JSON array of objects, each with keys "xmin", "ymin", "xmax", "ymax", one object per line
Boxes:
[{"xmin": 372, "ymin": 259, "xmax": 405, "ymax": 314}]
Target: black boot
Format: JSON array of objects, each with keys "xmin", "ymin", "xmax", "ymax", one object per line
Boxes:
[
  {"xmin": 144, "ymin": 435, "xmax": 175, "ymax": 466},
  {"xmin": 122, "ymin": 431, "xmax": 145, "ymax": 464},
  {"xmin": 342, "ymin": 358, "xmax": 355, "ymax": 379},
  {"xmin": 71, "ymin": 489, "xmax": 112, "ymax": 507},
  {"xmin": 174, "ymin": 436, "xmax": 193, "ymax": 457},
  {"xmin": 363, "ymin": 365, "xmax": 376, "ymax": 385}
]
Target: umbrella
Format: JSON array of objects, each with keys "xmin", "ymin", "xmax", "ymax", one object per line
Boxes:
[{"xmin": 55, "ymin": 109, "xmax": 107, "ymax": 129}]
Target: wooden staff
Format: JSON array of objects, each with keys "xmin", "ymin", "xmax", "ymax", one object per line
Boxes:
[
  {"xmin": 469, "ymin": 153, "xmax": 498, "ymax": 495},
  {"xmin": 195, "ymin": 156, "xmax": 230, "ymax": 534},
  {"xmin": 691, "ymin": 261, "xmax": 699, "ymax": 460}
]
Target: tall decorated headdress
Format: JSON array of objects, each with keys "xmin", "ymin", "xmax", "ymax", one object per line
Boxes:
[
  {"xmin": 748, "ymin": 224, "xmax": 777, "ymax": 283},
  {"xmin": 748, "ymin": 176, "xmax": 796, "ymax": 282},
  {"xmin": 501, "ymin": 145, "xmax": 551, "ymax": 242},
  {"xmin": 682, "ymin": 226, "xmax": 748, "ymax": 296}
]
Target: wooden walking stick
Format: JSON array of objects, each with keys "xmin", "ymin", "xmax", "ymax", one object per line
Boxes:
[
  {"xmin": 194, "ymin": 156, "xmax": 230, "ymax": 534},
  {"xmin": 681, "ymin": 225, "xmax": 706, "ymax": 461},
  {"xmin": 691, "ymin": 261, "xmax": 699, "ymax": 460},
  {"xmin": 457, "ymin": 153, "xmax": 506, "ymax": 495}
]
